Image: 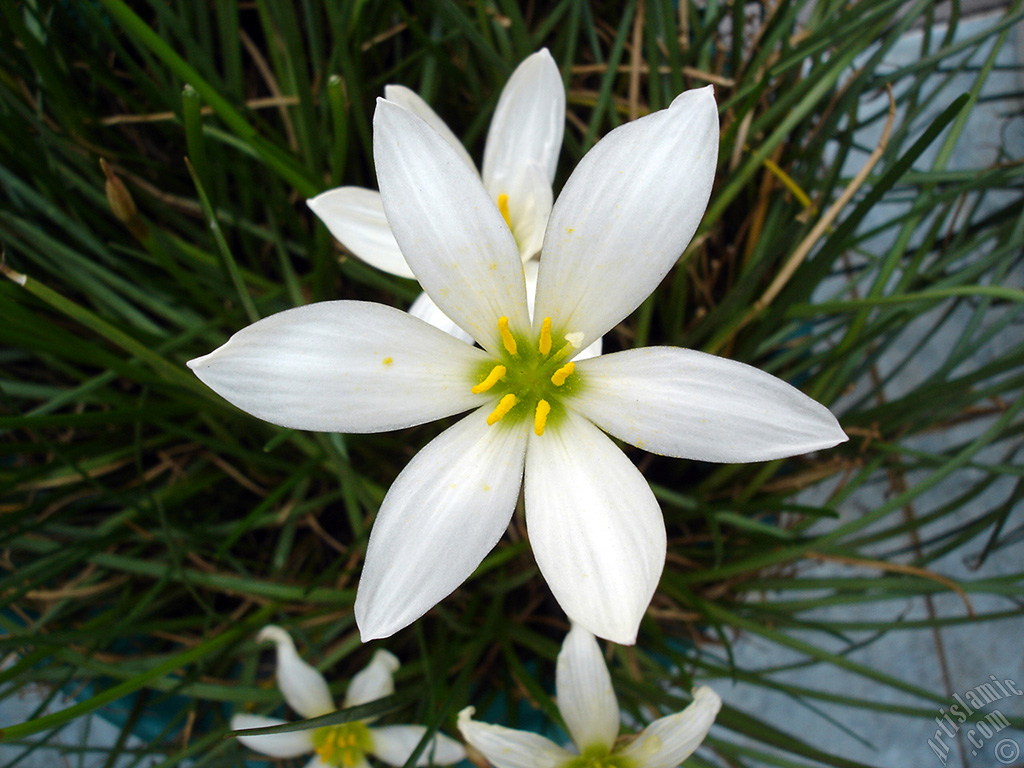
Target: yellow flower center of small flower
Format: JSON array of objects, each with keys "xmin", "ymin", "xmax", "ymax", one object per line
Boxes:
[
  {"xmin": 471, "ymin": 315, "xmax": 583, "ymax": 436},
  {"xmin": 561, "ymin": 745, "xmax": 636, "ymax": 768},
  {"xmin": 312, "ymin": 722, "xmax": 372, "ymax": 767}
]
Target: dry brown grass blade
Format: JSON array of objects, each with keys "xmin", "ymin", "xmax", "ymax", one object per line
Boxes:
[
  {"xmin": 805, "ymin": 551, "xmax": 976, "ymax": 616},
  {"xmin": 101, "ymin": 96, "xmax": 301, "ymax": 126}
]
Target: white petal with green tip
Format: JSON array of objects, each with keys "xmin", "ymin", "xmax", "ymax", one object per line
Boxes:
[
  {"xmin": 457, "ymin": 707, "xmax": 571, "ymax": 768},
  {"xmin": 618, "ymin": 687, "xmax": 721, "ymax": 768},
  {"xmin": 556, "ymin": 624, "xmax": 620, "ymax": 752}
]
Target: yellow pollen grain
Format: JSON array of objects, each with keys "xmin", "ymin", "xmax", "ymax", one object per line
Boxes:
[
  {"xmin": 498, "ymin": 316, "xmax": 517, "ymax": 355},
  {"xmin": 486, "ymin": 393, "xmax": 517, "ymax": 425},
  {"xmin": 534, "ymin": 400, "xmax": 551, "ymax": 436},
  {"xmin": 497, "ymin": 193, "xmax": 512, "ymax": 229},
  {"xmin": 472, "ymin": 364, "xmax": 506, "ymax": 394},
  {"xmin": 551, "ymin": 361, "xmax": 575, "ymax": 386},
  {"xmin": 382, "ymin": 356, "xmax": 393, "ymax": 366},
  {"xmin": 539, "ymin": 316, "xmax": 552, "ymax": 355}
]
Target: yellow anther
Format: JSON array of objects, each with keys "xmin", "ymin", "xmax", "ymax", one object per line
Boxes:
[
  {"xmin": 539, "ymin": 317, "xmax": 552, "ymax": 356},
  {"xmin": 497, "ymin": 193, "xmax": 512, "ymax": 229},
  {"xmin": 486, "ymin": 393, "xmax": 517, "ymax": 425},
  {"xmin": 534, "ymin": 400, "xmax": 551, "ymax": 436},
  {"xmin": 472, "ymin": 364, "xmax": 506, "ymax": 394},
  {"xmin": 317, "ymin": 732, "xmax": 337, "ymax": 762},
  {"xmin": 497, "ymin": 316, "xmax": 518, "ymax": 355},
  {"xmin": 551, "ymin": 361, "xmax": 575, "ymax": 386}
]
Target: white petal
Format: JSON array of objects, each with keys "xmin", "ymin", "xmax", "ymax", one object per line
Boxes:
[
  {"xmin": 575, "ymin": 335, "xmax": 603, "ymax": 361},
  {"xmin": 384, "ymin": 85, "xmax": 477, "ymax": 173},
  {"xmin": 374, "ymin": 98, "xmax": 529, "ymax": 355},
  {"xmin": 524, "ymin": 261, "xmax": 602, "ymax": 359},
  {"xmin": 187, "ymin": 301, "xmax": 490, "ymax": 433},
  {"xmin": 409, "ymin": 291, "xmax": 476, "ymax": 345},
  {"xmin": 534, "ymin": 86, "xmax": 719, "ymax": 348},
  {"xmin": 457, "ymin": 707, "xmax": 571, "ymax": 768},
  {"xmin": 524, "ymin": 410, "xmax": 665, "ymax": 645},
  {"xmin": 495, "ymin": 162, "xmax": 553, "ymax": 261},
  {"xmin": 343, "ymin": 649, "xmax": 399, "ymax": 709},
  {"xmin": 571, "ymin": 347, "xmax": 848, "ymax": 462},
  {"xmin": 307, "ymin": 188, "xmax": 414, "ymax": 279},
  {"xmin": 617, "ymin": 687, "xmax": 721, "ymax": 768},
  {"xmin": 355, "ymin": 409, "xmax": 529, "ymax": 640},
  {"xmin": 256, "ymin": 625, "xmax": 335, "ymax": 719},
  {"xmin": 370, "ymin": 725, "xmax": 467, "ymax": 766},
  {"xmin": 231, "ymin": 714, "xmax": 314, "ymax": 758},
  {"xmin": 483, "ymin": 49, "xmax": 565, "ymax": 189},
  {"xmin": 482, "ymin": 50, "xmax": 562, "ymax": 262},
  {"xmin": 556, "ymin": 624, "xmax": 620, "ymax": 752}
]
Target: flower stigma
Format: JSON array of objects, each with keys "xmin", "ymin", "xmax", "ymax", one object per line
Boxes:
[
  {"xmin": 312, "ymin": 721, "xmax": 372, "ymax": 767},
  {"xmin": 472, "ymin": 315, "xmax": 584, "ymax": 436}
]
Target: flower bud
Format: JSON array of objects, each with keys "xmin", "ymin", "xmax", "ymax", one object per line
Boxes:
[{"xmin": 100, "ymin": 158, "xmax": 148, "ymax": 239}]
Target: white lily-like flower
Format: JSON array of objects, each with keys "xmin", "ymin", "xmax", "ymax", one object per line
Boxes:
[
  {"xmin": 309, "ymin": 49, "xmax": 565, "ymax": 348},
  {"xmin": 459, "ymin": 624, "xmax": 721, "ymax": 768},
  {"xmin": 231, "ymin": 626, "xmax": 465, "ymax": 768},
  {"xmin": 189, "ymin": 84, "xmax": 848, "ymax": 644}
]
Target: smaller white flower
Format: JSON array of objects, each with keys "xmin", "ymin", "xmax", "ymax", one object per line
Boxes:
[
  {"xmin": 232, "ymin": 626, "xmax": 466, "ymax": 768},
  {"xmin": 458, "ymin": 625, "xmax": 720, "ymax": 768}
]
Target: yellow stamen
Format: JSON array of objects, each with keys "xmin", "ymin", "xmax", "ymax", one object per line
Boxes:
[
  {"xmin": 486, "ymin": 393, "xmax": 518, "ymax": 425},
  {"xmin": 534, "ymin": 400, "xmax": 551, "ymax": 436},
  {"xmin": 317, "ymin": 731, "xmax": 338, "ymax": 762},
  {"xmin": 539, "ymin": 317, "xmax": 552, "ymax": 356},
  {"xmin": 498, "ymin": 315, "xmax": 517, "ymax": 355},
  {"xmin": 472, "ymin": 364, "xmax": 507, "ymax": 394},
  {"xmin": 497, "ymin": 193, "xmax": 512, "ymax": 229},
  {"xmin": 551, "ymin": 361, "xmax": 575, "ymax": 386}
]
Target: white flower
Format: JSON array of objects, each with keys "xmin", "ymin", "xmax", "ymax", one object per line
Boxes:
[
  {"xmin": 189, "ymin": 85, "xmax": 848, "ymax": 645},
  {"xmin": 231, "ymin": 625, "xmax": 465, "ymax": 768},
  {"xmin": 309, "ymin": 49, "xmax": 566, "ymax": 349},
  {"xmin": 458, "ymin": 624, "xmax": 721, "ymax": 768}
]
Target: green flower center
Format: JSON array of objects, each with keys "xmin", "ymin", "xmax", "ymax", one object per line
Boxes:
[
  {"xmin": 561, "ymin": 745, "xmax": 636, "ymax": 768},
  {"xmin": 471, "ymin": 315, "xmax": 584, "ymax": 435},
  {"xmin": 312, "ymin": 721, "xmax": 372, "ymax": 767}
]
